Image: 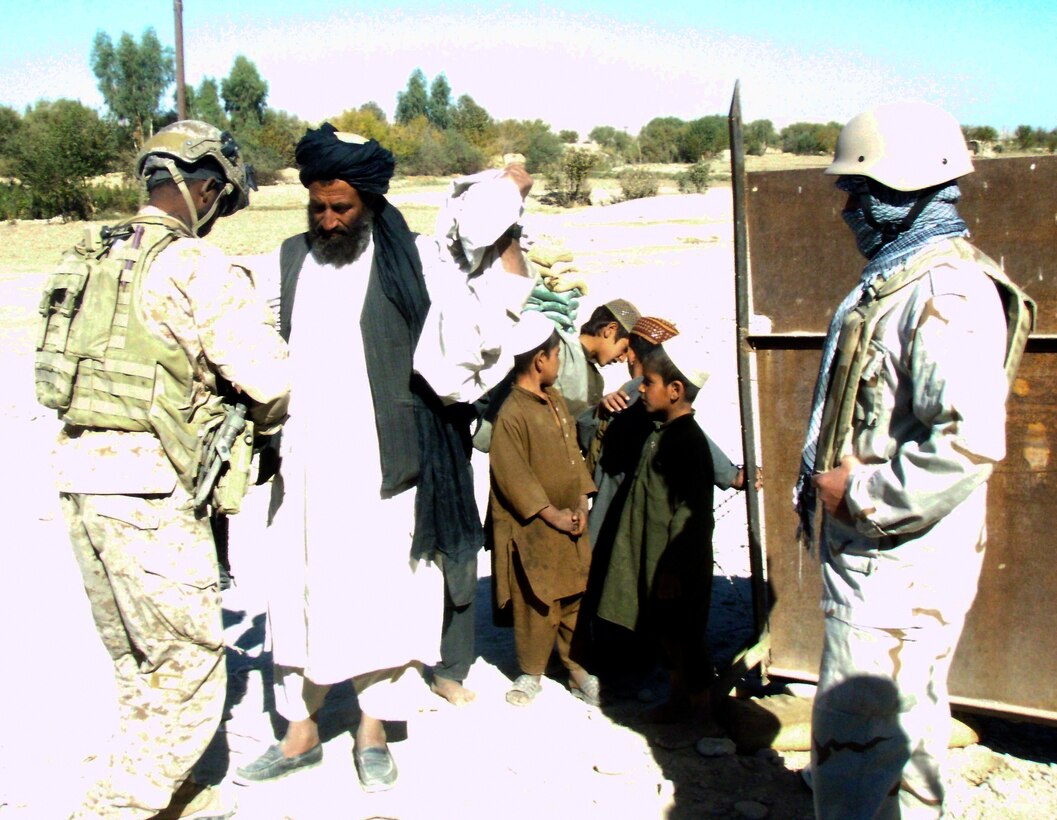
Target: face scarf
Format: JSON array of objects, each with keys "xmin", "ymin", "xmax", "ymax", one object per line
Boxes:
[{"xmin": 793, "ymin": 176, "xmax": 968, "ymax": 548}]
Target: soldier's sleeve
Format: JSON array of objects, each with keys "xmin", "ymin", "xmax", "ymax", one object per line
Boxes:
[
  {"xmin": 187, "ymin": 247, "xmax": 290, "ymax": 427},
  {"xmin": 845, "ymin": 281, "xmax": 1008, "ymax": 537}
]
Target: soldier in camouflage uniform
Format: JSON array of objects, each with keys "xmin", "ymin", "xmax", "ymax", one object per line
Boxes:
[
  {"xmin": 798, "ymin": 103, "xmax": 1032, "ymax": 819},
  {"xmin": 47, "ymin": 121, "xmax": 290, "ymax": 819}
]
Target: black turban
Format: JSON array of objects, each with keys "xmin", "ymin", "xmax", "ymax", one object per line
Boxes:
[{"xmin": 295, "ymin": 122, "xmax": 395, "ymax": 193}]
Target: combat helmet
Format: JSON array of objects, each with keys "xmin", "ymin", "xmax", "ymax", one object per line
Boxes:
[
  {"xmin": 825, "ymin": 101, "xmax": 973, "ymax": 192},
  {"xmin": 136, "ymin": 120, "xmax": 255, "ymax": 235}
]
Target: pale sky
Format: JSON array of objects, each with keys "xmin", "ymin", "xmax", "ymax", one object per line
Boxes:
[{"xmin": 0, "ymin": 0, "xmax": 1053, "ymax": 136}]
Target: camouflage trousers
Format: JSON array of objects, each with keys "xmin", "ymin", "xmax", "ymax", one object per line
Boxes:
[
  {"xmin": 811, "ymin": 614, "xmax": 964, "ymax": 820},
  {"xmin": 61, "ymin": 491, "xmax": 226, "ymax": 818}
]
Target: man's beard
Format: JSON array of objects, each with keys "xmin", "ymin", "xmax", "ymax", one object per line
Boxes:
[{"xmin": 308, "ymin": 209, "xmax": 374, "ymax": 266}]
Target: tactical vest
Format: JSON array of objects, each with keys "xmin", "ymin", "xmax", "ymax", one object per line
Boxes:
[
  {"xmin": 35, "ymin": 214, "xmax": 222, "ymax": 492},
  {"xmin": 814, "ymin": 237, "xmax": 1036, "ymax": 474}
]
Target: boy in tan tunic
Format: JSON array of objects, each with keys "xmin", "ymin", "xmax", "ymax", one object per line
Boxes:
[{"xmin": 489, "ymin": 313, "xmax": 598, "ymax": 706}]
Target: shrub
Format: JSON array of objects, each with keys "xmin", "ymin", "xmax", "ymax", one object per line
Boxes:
[
  {"xmin": 0, "ymin": 182, "xmax": 31, "ymax": 220},
  {"xmin": 13, "ymin": 99, "xmax": 119, "ymax": 219},
  {"xmin": 676, "ymin": 160, "xmax": 711, "ymax": 193},
  {"xmin": 494, "ymin": 119, "xmax": 563, "ymax": 173},
  {"xmin": 88, "ymin": 180, "xmax": 142, "ymax": 218},
  {"xmin": 546, "ymin": 148, "xmax": 597, "ymax": 206},
  {"xmin": 780, "ymin": 122, "xmax": 841, "ymax": 155},
  {"xmin": 618, "ymin": 168, "xmax": 659, "ymax": 201}
]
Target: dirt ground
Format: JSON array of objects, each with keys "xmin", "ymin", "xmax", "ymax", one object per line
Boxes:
[{"xmin": 1, "ymin": 174, "xmax": 1054, "ymax": 818}]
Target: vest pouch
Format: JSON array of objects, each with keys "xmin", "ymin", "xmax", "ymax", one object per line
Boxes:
[
  {"xmin": 35, "ymin": 259, "xmax": 94, "ymax": 410},
  {"xmin": 65, "ymin": 254, "xmax": 123, "ymax": 361},
  {"xmin": 211, "ymin": 418, "xmax": 255, "ymax": 515},
  {"xmin": 813, "ymin": 307, "xmax": 867, "ymax": 474}
]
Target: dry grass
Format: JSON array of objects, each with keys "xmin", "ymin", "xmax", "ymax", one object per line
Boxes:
[
  {"xmin": 0, "ymin": 180, "xmax": 449, "ymax": 273},
  {"xmin": 0, "ymin": 154, "xmax": 832, "ymax": 274}
]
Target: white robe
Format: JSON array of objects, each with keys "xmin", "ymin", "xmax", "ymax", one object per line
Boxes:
[{"xmin": 265, "ymin": 242, "xmax": 442, "ymax": 693}]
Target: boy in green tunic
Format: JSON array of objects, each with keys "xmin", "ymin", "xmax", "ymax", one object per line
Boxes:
[
  {"xmin": 489, "ymin": 312, "xmax": 599, "ymax": 707},
  {"xmin": 596, "ymin": 335, "xmax": 717, "ymax": 726}
]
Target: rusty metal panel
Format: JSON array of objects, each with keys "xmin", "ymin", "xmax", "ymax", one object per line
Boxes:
[
  {"xmin": 747, "ymin": 155, "xmax": 1057, "ymax": 334},
  {"xmin": 746, "ymin": 156, "xmax": 1057, "ymax": 722}
]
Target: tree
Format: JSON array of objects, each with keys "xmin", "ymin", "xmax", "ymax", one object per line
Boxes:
[
  {"xmin": 679, "ymin": 115, "xmax": 727, "ymax": 161},
  {"xmin": 452, "ymin": 94, "xmax": 495, "ymax": 150},
  {"xmin": 780, "ymin": 121, "xmax": 840, "ymax": 155},
  {"xmin": 1014, "ymin": 125, "xmax": 1035, "ymax": 151},
  {"xmin": 91, "ymin": 28, "xmax": 174, "ymax": 147},
  {"xmin": 331, "ymin": 106, "xmax": 389, "ymax": 143},
  {"xmin": 188, "ymin": 77, "xmax": 228, "ymax": 129},
  {"xmin": 0, "ymin": 105, "xmax": 20, "ymax": 175},
  {"xmin": 589, "ymin": 125, "xmax": 635, "ymax": 162},
  {"xmin": 558, "ymin": 130, "xmax": 579, "ymax": 144},
  {"xmin": 221, "ymin": 56, "xmax": 268, "ymax": 129},
  {"xmin": 638, "ymin": 117, "xmax": 685, "ymax": 163},
  {"xmin": 395, "ymin": 69, "xmax": 429, "ymax": 125},
  {"xmin": 257, "ymin": 110, "xmax": 305, "ymax": 170},
  {"xmin": 1043, "ymin": 129, "xmax": 1057, "ymax": 153},
  {"xmin": 745, "ymin": 119, "xmax": 777, "ymax": 156},
  {"xmin": 359, "ymin": 101, "xmax": 387, "ymax": 123},
  {"xmin": 13, "ymin": 100, "xmax": 118, "ymax": 218},
  {"xmin": 427, "ymin": 74, "xmax": 452, "ymax": 130},
  {"xmin": 494, "ymin": 119, "xmax": 563, "ymax": 172},
  {"xmin": 963, "ymin": 124, "xmax": 998, "ymax": 143}
]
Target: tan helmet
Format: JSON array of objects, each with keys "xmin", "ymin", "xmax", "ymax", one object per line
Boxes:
[
  {"xmin": 825, "ymin": 102, "xmax": 973, "ymax": 192},
  {"xmin": 136, "ymin": 120, "xmax": 254, "ymax": 234}
]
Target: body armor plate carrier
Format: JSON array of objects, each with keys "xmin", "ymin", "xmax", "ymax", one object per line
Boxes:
[
  {"xmin": 814, "ymin": 237, "xmax": 1036, "ymax": 475},
  {"xmin": 35, "ymin": 214, "xmax": 234, "ymax": 494}
]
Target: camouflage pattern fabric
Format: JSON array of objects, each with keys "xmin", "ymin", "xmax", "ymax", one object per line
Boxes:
[
  {"xmin": 62, "ymin": 489, "xmax": 225, "ymax": 818},
  {"xmin": 50, "ymin": 203, "xmax": 290, "ymax": 818},
  {"xmin": 811, "ymin": 615, "xmax": 963, "ymax": 819}
]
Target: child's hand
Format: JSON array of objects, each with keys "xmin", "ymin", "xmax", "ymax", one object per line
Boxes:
[
  {"xmin": 600, "ymin": 389, "xmax": 630, "ymax": 416},
  {"xmin": 570, "ymin": 497, "xmax": 589, "ymax": 537},
  {"xmin": 539, "ymin": 505, "xmax": 577, "ymax": 534}
]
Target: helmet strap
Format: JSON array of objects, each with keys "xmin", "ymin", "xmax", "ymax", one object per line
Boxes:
[
  {"xmin": 193, "ymin": 181, "xmax": 234, "ymax": 235},
  {"xmin": 158, "ymin": 158, "xmax": 231, "ymax": 236}
]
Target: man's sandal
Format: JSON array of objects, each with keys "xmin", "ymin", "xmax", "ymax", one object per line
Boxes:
[
  {"xmin": 570, "ymin": 674, "xmax": 601, "ymax": 707},
  {"xmin": 505, "ymin": 674, "xmax": 543, "ymax": 706}
]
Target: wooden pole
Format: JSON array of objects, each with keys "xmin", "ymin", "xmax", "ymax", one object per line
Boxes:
[{"xmin": 174, "ymin": 0, "xmax": 186, "ymax": 120}]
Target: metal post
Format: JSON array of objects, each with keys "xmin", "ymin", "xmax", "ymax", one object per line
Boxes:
[{"xmin": 728, "ymin": 82, "xmax": 769, "ymax": 646}]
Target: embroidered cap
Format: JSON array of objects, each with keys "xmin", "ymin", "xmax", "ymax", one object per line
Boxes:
[
  {"xmin": 660, "ymin": 334, "xmax": 710, "ymax": 388},
  {"xmin": 631, "ymin": 316, "xmax": 679, "ymax": 345}
]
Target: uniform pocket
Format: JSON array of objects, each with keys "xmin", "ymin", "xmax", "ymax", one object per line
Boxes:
[{"xmin": 88, "ymin": 494, "xmax": 162, "ymax": 530}]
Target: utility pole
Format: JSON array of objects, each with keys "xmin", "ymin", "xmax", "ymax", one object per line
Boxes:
[{"xmin": 174, "ymin": 0, "xmax": 186, "ymax": 120}]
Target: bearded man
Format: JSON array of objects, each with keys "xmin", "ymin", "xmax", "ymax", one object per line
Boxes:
[{"xmin": 237, "ymin": 125, "xmax": 533, "ymax": 792}]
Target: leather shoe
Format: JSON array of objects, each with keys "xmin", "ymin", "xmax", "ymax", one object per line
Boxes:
[
  {"xmin": 235, "ymin": 743, "xmax": 322, "ymax": 782},
  {"xmin": 354, "ymin": 745, "xmax": 398, "ymax": 792}
]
